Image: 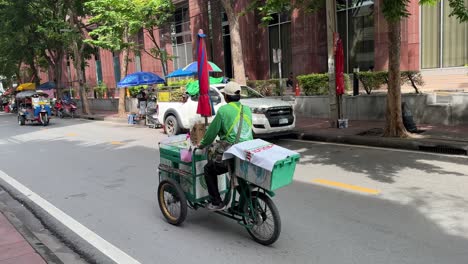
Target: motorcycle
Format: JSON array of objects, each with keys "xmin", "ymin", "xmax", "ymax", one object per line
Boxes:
[{"xmin": 55, "ymin": 99, "xmax": 77, "ymax": 118}]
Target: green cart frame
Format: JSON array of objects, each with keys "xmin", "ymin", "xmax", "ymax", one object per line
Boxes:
[{"xmin": 157, "ymin": 145, "xmax": 284, "ymax": 245}]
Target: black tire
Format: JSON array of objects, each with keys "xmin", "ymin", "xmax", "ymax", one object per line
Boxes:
[
  {"xmin": 157, "ymin": 179, "xmax": 187, "ymax": 225},
  {"xmin": 40, "ymin": 114, "xmax": 48, "ymax": 126},
  {"xmin": 164, "ymin": 115, "xmax": 180, "ymax": 136},
  {"xmin": 18, "ymin": 115, "xmax": 25, "ymax": 126},
  {"xmin": 243, "ymin": 192, "xmax": 281, "ymax": 246}
]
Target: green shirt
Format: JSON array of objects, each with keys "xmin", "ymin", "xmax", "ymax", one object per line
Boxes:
[{"xmin": 200, "ymin": 102, "xmax": 253, "ymax": 147}]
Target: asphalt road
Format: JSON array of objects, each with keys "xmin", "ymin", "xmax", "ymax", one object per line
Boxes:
[{"xmin": 1, "ymin": 113, "xmax": 468, "ymax": 264}]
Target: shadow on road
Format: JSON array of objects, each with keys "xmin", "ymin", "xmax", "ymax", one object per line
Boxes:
[
  {"xmin": 274, "ymin": 139, "xmax": 468, "ymax": 183},
  {"xmin": 0, "ymin": 134, "xmax": 468, "ymax": 263}
]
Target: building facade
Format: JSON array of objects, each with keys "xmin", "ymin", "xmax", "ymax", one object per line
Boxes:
[{"xmin": 39, "ymin": 0, "xmax": 467, "ymax": 95}]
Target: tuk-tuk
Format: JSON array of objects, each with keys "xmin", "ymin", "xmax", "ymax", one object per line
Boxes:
[{"xmin": 16, "ymin": 90, "xmax": 51, "ymax": 126}]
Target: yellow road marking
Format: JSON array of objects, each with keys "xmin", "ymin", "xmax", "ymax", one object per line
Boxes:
[
  {"xmin": 66, "ymin": 133, "xmax": 77, "ymax": 137},
  {"xmin": 110, "ymin": 141, "xmax": 124, "ymax": 145},
  {"xmin": 312, "ymin": 178, "xmax": 380, "ymax": 195}
]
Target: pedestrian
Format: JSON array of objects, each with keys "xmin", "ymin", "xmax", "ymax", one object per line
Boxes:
[
  {"xmin": 286, "ymin": 72, "xmax": 294, "ymax": 90},
  {"xmin": 136, "ymin": 89, "xmax": 147, "ymax": 119}
]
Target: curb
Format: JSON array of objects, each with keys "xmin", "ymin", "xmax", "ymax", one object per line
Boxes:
[
  {"xmin": 0, "ymin": 179, "xmax": 116, "ymax": 264},
  {"xmin": 0, "ymin": 204, "xmax": 64, "ymax": 264},
  {"xmin": 292, "ymin": 132, "xmax": 468, "ymax": 155}
]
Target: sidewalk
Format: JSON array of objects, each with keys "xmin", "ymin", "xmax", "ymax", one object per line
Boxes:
[
  {"xmin": 77, "ymin": 110, "xmax": 468, "ymax": 155},
  {"xmin": 294, "ymin": 117, "xmax": 468, "ymax": 155},
  {"xmin": 0, "ymin": 213, "xmax": 46, "ymax": 264}
]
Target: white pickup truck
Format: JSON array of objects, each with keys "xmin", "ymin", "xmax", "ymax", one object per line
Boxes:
[{"xmin": 156, "ymin": 84, "xmax": 296, "ymax": 137}]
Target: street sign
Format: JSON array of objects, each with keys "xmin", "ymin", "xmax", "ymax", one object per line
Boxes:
[{"xmin": 272, "ymin": 49, "xmax": 282, "ymax": 64}]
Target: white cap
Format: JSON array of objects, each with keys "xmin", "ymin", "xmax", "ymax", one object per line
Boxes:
[{"xmin": 223, "ymin": 82, "xmax": 241, "ymax": 96}]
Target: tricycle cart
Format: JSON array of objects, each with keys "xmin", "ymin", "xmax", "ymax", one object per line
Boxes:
[
  {"xmin": 16, "ymin": 91, "xmax": 51, "ymax": 126},
  {"xmin": 157, "ymin": 136, "xmax": 300, "ymax": 245}
]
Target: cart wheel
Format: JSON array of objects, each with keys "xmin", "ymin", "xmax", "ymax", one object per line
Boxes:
[
  {"xmin": 18, "ymin": 115, "xmax": 25, "ymax": 126},
  {"xmin": 243, "ymin": 192, "xmax": 281, "ymax": 246},
  {"xmin": 158, "ymin": 179, "xmax": 187, "ymax": 225}
]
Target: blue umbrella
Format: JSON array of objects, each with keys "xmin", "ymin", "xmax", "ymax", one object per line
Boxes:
[
  {"xmin": 117, "ymin": 72, "xmax": 165, "ymax": 88},
  {"xmin": 166, "ymin": 68, "xmax": 195, "ymax": 78},
  {"xmin": 38, "ymin": 81, "xmax": 56, "ymax": 90}
]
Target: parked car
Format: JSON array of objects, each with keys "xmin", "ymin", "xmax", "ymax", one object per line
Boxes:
[{"xmin": 157, "ymin": 84, "xmax": 296, "ymax": 137}]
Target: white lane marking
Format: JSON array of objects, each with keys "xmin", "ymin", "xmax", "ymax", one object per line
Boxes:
[
  {"xmin": 283, "ymin": 139, "xmax": 468, "ymax": 159},
  {"xmin": 0, "ymin": 170, "xmax": 141, "ymax": 264}
]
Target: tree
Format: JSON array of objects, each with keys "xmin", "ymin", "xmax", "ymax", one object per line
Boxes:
[
  {"xmin": 0, "ymin": 0, "xmax": 42, "ymax": 85},
  {"xmin": 135, "ymin": 0, "xmax": 174, "ymax": 81},
  {"xmin": 220, "ymin": 0, "xmax": 248, "ymax": 85},
  {"xmin": 260, "ymin": 0, "xmax": 467, "ymax": 136},
  {"xmin": 33, "ymin": 0, "xmax": 71, "ymax": 98},
  {"xmin": 85, "ymin": 0, "xmax": 143, "ymax": 116},
  {"xmin": 382, "ymin": 0, "xmax": 467, "ymax": 137},
  {"xmin": 67, "ymin": 0, "xmax": 93, "ymax": 114}
]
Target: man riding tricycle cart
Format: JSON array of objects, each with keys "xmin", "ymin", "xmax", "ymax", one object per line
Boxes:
[{"xmin": 156, "ymin": 82, "xmax": 300, "ymax": 245}]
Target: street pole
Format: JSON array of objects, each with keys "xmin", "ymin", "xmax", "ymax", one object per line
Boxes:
[{"xmin": 326, "ymin": 0, "xmax": 338, "ymax": 128}]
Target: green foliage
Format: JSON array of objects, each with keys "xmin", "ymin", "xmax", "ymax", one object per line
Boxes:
[
  {"xmin": 297, "ymin": 74, "xmax": 329, "ymax": 96},
  {"xmin": 85, "ymin": 0, "xmax": 142, "ymax": 51},
  {"xmin": 357, "ymin": 72, "xmax": 388, "ymax": 94},
  {"xmin": 382, "ymin": 0, "xmax": 467, "ymax": 22},
  {"xmin": 356, "ymin": 71, "xmax": 425, "ymax": 94},
  {"xmin": 128, "ymin": 85, "xmax": 147, "ymax": 97},
  {"xmin": 400, "ymin": 71, "xmax": 424, "ymax": 94},
  {"xmin": 170, "ymin": 88, "xmax": 185, "ymax": 102},
  {"xmin": 94, "ymin": 81, "xmax": 107, "ymax": 98},
  {"xmin": 297, "ymin": 73, "xmax": 351, "ymax": 95},
  {"xmin": 382, "ymin": 0, "xmax": 411, "ymax": 21},
  {"xmin": 167, "ymin": 78, "xmax": 195, "ymax": 87},
  {"xmin": 256, "ymin": 0, "xmax": 325, "ymax": 24},
  {"xmin": 135, "ymin": 0, "xmax": 174, "ymax": 76},
  {"xmin": 247, "ymin": 79, "xmax": 281, "ymax": 96}
]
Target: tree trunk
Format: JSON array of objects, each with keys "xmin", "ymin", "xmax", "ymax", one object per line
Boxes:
[
  {"xmin": 53, "ymin": 53, "xmax": 64, "ymax": 99},
  {"xmin": 118, "ymin": 30, "xmax": 130, "ymax": 117},
  {"xmin": 383, "ymin": 20, "xmax": 409, "ymax": 138},
  {"xmin": 74, "ymin": 47, "xmax": 91, "ymax": 115},
  {"xmin": 221, "ymin": 0, "xmax": 246, "ymax": 85},
  {"xmin": 69, "ymin": 12, "xmax": 91, "ymax": 115}
]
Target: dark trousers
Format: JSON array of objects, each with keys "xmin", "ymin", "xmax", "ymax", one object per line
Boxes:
[{"xmin": 204, "ymin": 160, "xmax": 228, "ymax": 205}]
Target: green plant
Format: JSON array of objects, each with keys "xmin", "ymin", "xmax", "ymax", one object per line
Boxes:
[
  {"xmin": 400, "ymin": 71, "xmax": 424, "ymax": 94},
  {"xmin": 296, "ymin": 73, "xmax": 352, "ymax": 96},
  {"xmin": 94, "ymin": 81, "xmax": 107, "ymax": 98},
  {"xmin": 128, "ymin": 85, "xmax": 147, "ymax": 97},
  {"xmin": 344, "ymin": 74, "xmax": 351, "ymax": 91},
  {"xmin": 357, "ymin": 71, "xmax": 388, "ymax": 94},
  {"xmin": 297, "ymin": 73, "xmax": 329, "ymax": 95},
  {"xmin": 247, "ymin": 79, "xmax": 281, "ymax": 96},
  {"xmin": 170, "ymin": 88, "xmax": 185, "ymax": 102},
  {"xmin": 167, "ymin": 78, "xmax": 195, "ymax": 87}
]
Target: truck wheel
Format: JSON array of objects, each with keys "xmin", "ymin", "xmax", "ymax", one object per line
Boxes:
[{"xmin": 164, "ymin": 115, "xmax": 180, "ymax": 136}]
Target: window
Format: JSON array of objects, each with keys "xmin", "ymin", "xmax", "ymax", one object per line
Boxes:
[
  {"xmin": 222, "ymin": 12, "xmax": 233, "ymax": 78},
  {"xmin": 268, "ymin": 13, "xmax": 292, "ymax": 79},
  {"xmin": 171, "ymin": 6, "xmax": 192, "ymax": 69},
  {"xmin": 95, "ymin": 49, "xmax": 103, "ymax": 83},
  {"xmin": 337, "ymin": 0, "xmax": 375, "ymax": 73},
  {"xmin": 113, "ymin": 51, "xmax": 121, "ymax": 84},
  {"xmin": 135, "ymin": 29, "xmax": 144, "ymax": 72},
  {"xmin": 421, "ymin": 0, "xmax": 468, "ymax": 68}
]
